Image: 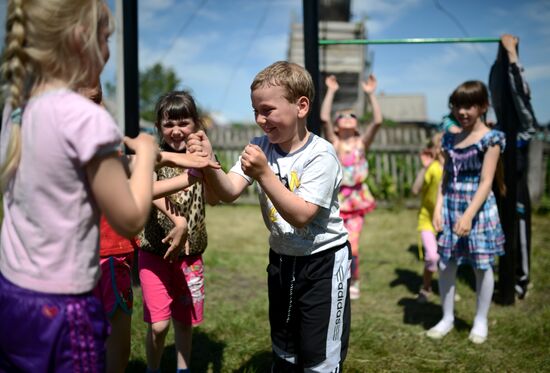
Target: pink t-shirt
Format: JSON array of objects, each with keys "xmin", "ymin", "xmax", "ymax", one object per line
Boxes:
[{"xmin": 0, "ymin": 89, "xmax": 122, "ymax": 294}]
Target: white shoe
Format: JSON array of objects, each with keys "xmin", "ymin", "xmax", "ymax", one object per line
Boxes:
[
  {"xmin": 350, "ymin": 282, "xmax": 360, "ymax": 300},
  {"xmin": 426, "ymin": 321, "xmax": 454, "ymax": 339},
  {"xmin": 469, "ymin": 319, "xmax": 488, "ymax": 344},
  {"xmin": 468, "ymin": 331, "xmax": 487, "ymax": 344}
]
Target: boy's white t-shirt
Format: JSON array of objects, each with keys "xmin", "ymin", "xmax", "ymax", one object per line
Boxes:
[
  {"xmin": 0, "ymin": 89, "xmax": 122, "ymax": 294},
  {"xmin": 230, "ymin": 133, "xmax": 348, "ymax": 256}
]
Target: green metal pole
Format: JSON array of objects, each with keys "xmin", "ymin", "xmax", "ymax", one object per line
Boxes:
[{"xmin": 319, "ymin": 37, "xmax": 500, "ymax": 45}]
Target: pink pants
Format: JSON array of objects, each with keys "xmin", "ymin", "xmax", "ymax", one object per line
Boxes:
[
  {"xmin": 420, "ymin": 230, "xmax": 439, "ymax": 273},
  {"xmin": 138, "ymin": 250, "xmax": 204, "ymax": 326},
  {"xmin": 342, "ymin": 212, "xmax": 365, "ymax": 281}
]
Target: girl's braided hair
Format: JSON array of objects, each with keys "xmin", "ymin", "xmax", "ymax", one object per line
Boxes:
[{"xmin": 1, "ymin": 0, "xmax": 112, "ymax": 189}]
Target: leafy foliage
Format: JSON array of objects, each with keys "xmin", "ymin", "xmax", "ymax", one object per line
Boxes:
[
  {"xmin": 366, "ymin": 153, "xmax": 398, "ymax": 201},
  {"xmin": 139, "ymin": 63, "xmax": 181, "ymax": 122}
]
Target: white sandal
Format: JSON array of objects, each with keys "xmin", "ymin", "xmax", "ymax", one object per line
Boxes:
[{"xmin": 350, "ymin": 283, "xmax": 360, "ymax": 300}]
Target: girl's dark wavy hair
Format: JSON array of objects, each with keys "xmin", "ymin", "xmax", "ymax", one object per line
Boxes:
[{"xmin": 154, "ymin": 90, "xmax": 205, "ymax": 142}]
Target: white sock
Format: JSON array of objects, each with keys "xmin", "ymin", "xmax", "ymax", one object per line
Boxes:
[
  {"xmin": 432, "ymin": 260, "xmax": 458, "ymax": 331},
  {"xmin": 471, "ymin": 267, "xmax": 494, "ymax": 337}
]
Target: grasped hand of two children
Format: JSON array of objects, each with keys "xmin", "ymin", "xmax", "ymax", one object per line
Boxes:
[
  {"xmin": 157, "ymin": 151, "xmax": 219, "ymax": 170},
  {"xmin": 185, "ymin": 130, "xmax": 270, "ymax": 181},
  {"xmin": 187, "ymin": 130, "xmax": 214, "ymax": 159},
  {"xmin": 241, "ymin": 144, "xmax": 269, "ymax": 180}
]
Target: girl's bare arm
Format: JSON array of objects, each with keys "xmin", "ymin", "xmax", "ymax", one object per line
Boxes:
[
  {"xmin": 87, "ymin": 134, "xmax": 157, "ymax": 238},
  {"xmin": 432, "ymin": 154, "xmax": 448, "ymax": 232},
  {"xmin": 153, "ymin": 172, "xmax": 201, "ymax": 199},
  {"xmin": 453, "ymin": 145, "xmax": 501, "ymax": 236},
  {"xmin": 361, "ymin": 76, "xmax": 383, "ymax": 151},
  {"xmin": 466, "ymin": 145, "xmax": 500, "ymax": 215},
  {"xmin": 320, "ymin": 75, "xmax": 339, "ymax": 145},
  {"xmin": 412, "ymin": 167, "xmax": 427, "ymax": 196}
]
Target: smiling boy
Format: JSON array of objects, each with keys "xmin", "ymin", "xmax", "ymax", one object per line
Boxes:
[{"xmin": 187, "ymin": 61, "xmax": 351, "ymax": 372}]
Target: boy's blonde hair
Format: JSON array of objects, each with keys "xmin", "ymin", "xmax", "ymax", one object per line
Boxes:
[
  {"xmin": 1, "ymin": 0, "xmax": 112, "ymax": 189},
  {"xmin": 250, "ymin": 61, "xmax": 315, "ymax": 104}
]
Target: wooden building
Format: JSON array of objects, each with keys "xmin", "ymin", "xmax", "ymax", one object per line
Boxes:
[
  {"xmin": 288, "ymin": 0, "xmax": 428, "ymax": 125},
  {"xmin": 288, "ymin": 0, "xmax": 370, "ymax": 115}
]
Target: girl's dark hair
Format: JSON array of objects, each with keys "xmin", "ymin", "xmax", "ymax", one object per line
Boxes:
[
  {"xmin": 154, "ymin": 91, "xmax": 205, "ymax": 140},
  {"xmin": 448, "ymin": 80, "xmax": 489, "ymax": 111}
]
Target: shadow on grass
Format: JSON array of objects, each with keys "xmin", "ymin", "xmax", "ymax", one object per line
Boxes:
[
  {"xmin": 405, "ymin": 244, "xmax": 477, "ymax": 293},
  {"xmin": 389, "ymin": 268, "xmax": 427, "ymax": 295},
  {"xmin": 397, "ymin": 297, "xmax": 469, "ymax": 331},
  {"xmin": 235, "ymin": 350, "xmax": 272, "ymax": 372},
  {"xmin": 126, "ymin": 329, "xmax": 226, "ymax": 373},
  {"xmin": 189, "ymin": 330, "xmax": 226, "ymax": 372},
  {"xmin": 126, "ymin": 359, "xmax": 146, "ymax": 372},
  {"xmin": 391, "ymin": 253, "xmax": 472, "ymax": 332},
  {"xmin": 407, "ymin": 244, "xmax": 422, "ymax": 260},
  {"xmin": 457, "ymin": 265, "xmax": 476, "ymax": 292}
]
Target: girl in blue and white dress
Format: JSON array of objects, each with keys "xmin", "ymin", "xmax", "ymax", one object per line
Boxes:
[{"xmin": 427, "ymin": 80, "xmax": 505, "ymax": 345}]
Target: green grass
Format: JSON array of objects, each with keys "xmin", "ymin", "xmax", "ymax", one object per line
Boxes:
[{"xmin": 126, "ymin": 205, "xmax": 550, "ymax": 372}]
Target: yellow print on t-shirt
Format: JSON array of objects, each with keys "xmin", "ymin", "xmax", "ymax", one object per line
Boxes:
[
  {"xmin": 269, "ymin": 207, "xmax": 277, "ymax": 222},
  {"xmin": 289, "ymin": 171, "xmax": 300, "ymax": 192},
  {"xmin": 268, "ymin": 170, "xmax": 301, "ymax": 223}
]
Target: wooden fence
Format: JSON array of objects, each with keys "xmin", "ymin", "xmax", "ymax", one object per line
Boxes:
[
  {"xmin": 209, "ymin": 124, "xmax": 432, "ymax": 204},
  {"xmin": 209, "ymin": 124, "xmax": 550, "ymax": 206}
]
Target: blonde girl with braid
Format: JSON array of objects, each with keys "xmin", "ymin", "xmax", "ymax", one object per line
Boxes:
[{"xmin": 0, "ymin": 1, "xmax": 159, "ymax": 371}]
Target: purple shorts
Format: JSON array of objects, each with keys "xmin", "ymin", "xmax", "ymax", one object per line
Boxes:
[{"xmin": 0, "ymin": 273, "xmax": 109, "ymax": 372}]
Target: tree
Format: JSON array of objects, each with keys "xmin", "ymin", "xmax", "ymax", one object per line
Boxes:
[{"xmin": 139, "ymin": 63, "xmax": 180, "ymax": 122}]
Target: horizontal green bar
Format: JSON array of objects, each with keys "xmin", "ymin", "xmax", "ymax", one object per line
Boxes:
[{"xmin": 319, "ymin": 37, "xmax": 500, "ymax": 45}]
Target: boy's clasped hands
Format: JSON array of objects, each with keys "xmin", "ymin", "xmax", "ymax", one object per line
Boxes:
[
  {"xmin": 157, "ymin": 144, "xmax": 220, "ymax": 171},
  {"xmin": 186, "ymin": 130, "xmax": 270, "ymax": 180}
]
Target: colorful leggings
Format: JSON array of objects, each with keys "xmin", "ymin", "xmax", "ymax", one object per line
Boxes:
[{"xmin": 341, "ymin": 212, "xmax": 365, "ymax": 281}]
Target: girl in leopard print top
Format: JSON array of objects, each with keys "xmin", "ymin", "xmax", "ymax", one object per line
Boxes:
[{"xmin": 138, "ymin": 91, "xmax": 219, "ymax": 373}]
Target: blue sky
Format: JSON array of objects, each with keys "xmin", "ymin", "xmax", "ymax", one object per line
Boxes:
[{"xmin": 2, "ymin": 0, "xmax": 549, "ymax": 125}]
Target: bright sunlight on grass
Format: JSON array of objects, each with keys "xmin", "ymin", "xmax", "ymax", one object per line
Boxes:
[{"xmin": 125, "ymin": 205, "xmax": 550, "ymax": 372}]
